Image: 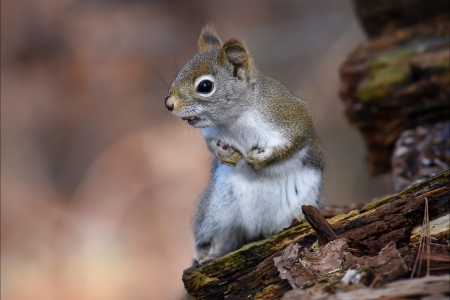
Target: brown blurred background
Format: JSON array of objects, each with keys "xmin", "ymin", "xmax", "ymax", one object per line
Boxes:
[{"xmin": 1, "ymin": 1, "xmax": 394, "ymax": 299}]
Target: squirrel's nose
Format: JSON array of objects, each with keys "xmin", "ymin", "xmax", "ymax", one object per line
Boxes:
[{"xmin": 165, "ymin": 96, "xmax": 174, "ymax": 111}]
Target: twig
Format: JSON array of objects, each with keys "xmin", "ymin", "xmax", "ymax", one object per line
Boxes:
[
  {"xmin": 369, "ymin": 274, "xmax": 380, "ymax": 288},
  {"xmin": 410, "ymin": 197, "xmax": 432, "ymax": 278},
  {"xmin": 416, "ymin": 186, "xmax": 449, "ymax": 199},
  {"xmin": 425, "ymin": 197, "xmax": 431, "ymax": 277},
  {"xmin": 302, "ymin": 205, "xmax": 338, "ymax": 245}
]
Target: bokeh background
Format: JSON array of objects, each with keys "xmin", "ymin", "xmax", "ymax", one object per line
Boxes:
[{"xmin": 1, "ymin": 0, "xmax": 394, "ymax": 299}]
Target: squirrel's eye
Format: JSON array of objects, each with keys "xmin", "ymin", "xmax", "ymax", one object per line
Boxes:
[
  {"xmin": 196, "ymin": 80, "xmax": 214, "ymax": 94},
  {"xmin": 194, "ymin": 75, "xmax": 216, "ymax": 97}
]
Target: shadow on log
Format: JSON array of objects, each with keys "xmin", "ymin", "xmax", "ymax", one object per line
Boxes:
[{"xmin": 182, "ymin": 170, "xmax": 450, "ymax": 299}]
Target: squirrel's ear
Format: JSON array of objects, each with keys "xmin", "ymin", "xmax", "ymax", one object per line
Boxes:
[
  {"xmin": 198, "ymin": 25, "xmax": 222, "ymax": 52},
  {"xmin": 219, "ymin": 38, "xmax": 250, "ymax": 79}
]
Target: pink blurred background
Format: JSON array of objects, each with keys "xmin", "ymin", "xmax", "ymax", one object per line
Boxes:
[{"xmin": 1, "ymin": 1, "xmax": 394, "ymax": 299}]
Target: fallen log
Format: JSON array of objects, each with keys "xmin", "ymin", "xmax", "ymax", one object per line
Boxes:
[{"xmin": 182, "ymin": 170, "xmax": 449, "ymax": 299}]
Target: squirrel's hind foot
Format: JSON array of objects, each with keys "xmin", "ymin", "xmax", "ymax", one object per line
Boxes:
[{"xmin": 191, "ymin": 254, "xmax": 218, "ymax": 267}]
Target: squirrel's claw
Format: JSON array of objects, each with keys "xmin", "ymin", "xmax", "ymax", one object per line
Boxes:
[{"xmin": 246, "ymin": 147, "xmax": 270, "ymax": 169}]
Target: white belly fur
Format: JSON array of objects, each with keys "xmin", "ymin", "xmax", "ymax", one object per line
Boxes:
[{"xmin": 212, "ymin": 153, "xmax": 322, "ymax": 239}]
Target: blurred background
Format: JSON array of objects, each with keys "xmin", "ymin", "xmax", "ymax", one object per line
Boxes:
[{"xmin": 1, "ymin": 0, "xmax": 394, "ymax": 299}]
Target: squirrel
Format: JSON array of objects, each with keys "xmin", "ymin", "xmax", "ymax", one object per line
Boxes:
[{"xmin": 165, "ymin": 25, "xmax": 324, "ymax": 265}]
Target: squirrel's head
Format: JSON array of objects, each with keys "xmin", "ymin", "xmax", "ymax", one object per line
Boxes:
[{"xmin": 165, "ymin": 25, "xmax": 255, "ymax": 128}]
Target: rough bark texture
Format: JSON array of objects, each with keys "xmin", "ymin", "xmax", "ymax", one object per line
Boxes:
[
  {"xmin": 339, "ymin": 14, "xmax": 450, "ymax": 175},
  {"xmin": 182, "ymin": 170, "xmax": 450, "ymax": 299},
  {"xmin": 351, "ymin": 0, "xmax": 450, "ymax": 38}
]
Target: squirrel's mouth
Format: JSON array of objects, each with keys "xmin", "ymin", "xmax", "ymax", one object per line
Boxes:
[{"xmin": 182, "ymin": 116, "xmax": 200, "ymax": 126}]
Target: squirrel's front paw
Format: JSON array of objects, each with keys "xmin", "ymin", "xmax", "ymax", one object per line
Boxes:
[
  {"xmin": 211, "ymin": 140, "xmax": 242, "ymax": 166},
  {"xmin": 246, "ymin": 147, "xmax": 272, "ymax": 169}
]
